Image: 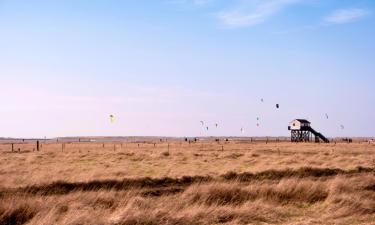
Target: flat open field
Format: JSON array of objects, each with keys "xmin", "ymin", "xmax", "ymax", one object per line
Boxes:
[{"xmin": 1, "ymin": 139, "xmax": 375, "ymax": 225}]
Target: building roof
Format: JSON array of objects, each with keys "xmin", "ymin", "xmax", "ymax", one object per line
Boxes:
[{"xmin": 295, "ymin": 119, "xmax": 311, "ymax": 124}]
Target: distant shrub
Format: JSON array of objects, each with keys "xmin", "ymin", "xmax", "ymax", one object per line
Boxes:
[{"xmin": 161, "ymin": 151, "xmax": 170, "ymax": 157}]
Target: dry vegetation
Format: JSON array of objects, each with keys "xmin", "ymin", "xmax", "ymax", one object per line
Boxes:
[{"xmin": 0, "ymin": 139, "xmax": 375, "ymax": 224}]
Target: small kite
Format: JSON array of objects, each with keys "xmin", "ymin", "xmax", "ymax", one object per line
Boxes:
[
  {"xmin": 215, "ymin": 123, "xmax": 218, "ymax": 128},
  {"xmin": 276, "ymin": 104, "xmax": 280, "ymax": 109},
  {"xmin": 256, "ymin": 123, "xmax": 260, "ymax": 127},
  {"xmin": 109, "ymin": 115, "xmax": 115, "ymax": 123},
  {"xmin": 325, "ymin": 113, "xmax": 329, "ymax": 119},
  {"xmin": 256, "ymin": 117, "xmax": 260, "ymax": 121},
  {"xmin": 240, "ymin": 128, "xmax": 245, "ymax": 133},
  {"xmin": 200, "ymin": 121, "xmax": 204, "ymax": 126},
  {"xmin": 340, "ymin": 125, "xmax": 345, "ymax": 130},
  {"xmin": 261, "ymin": 98, "xmax": 264, "ymax": 103},
  {"xmin": 206, "ymin": 126, "xmax": 209, "ymax": 131}
]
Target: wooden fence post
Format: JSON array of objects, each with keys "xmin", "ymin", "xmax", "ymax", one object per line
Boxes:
[{"xmin": 36, "ymin": 140, "xmax": 40, "ymax": 151}]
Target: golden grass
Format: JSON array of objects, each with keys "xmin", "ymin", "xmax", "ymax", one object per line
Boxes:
[{"xmin": 0, "ymin": 140, "xmax": 374, "ymax": 224}]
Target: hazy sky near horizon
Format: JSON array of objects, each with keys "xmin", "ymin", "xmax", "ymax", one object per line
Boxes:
[{"xmin": 0, "ymin": 0, "xmax": 374, "ymax": 138}]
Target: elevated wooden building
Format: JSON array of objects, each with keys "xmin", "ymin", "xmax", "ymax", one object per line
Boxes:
[{"xmin": 288, "ymin": 119, "xmax": 329, "ymax": 143}]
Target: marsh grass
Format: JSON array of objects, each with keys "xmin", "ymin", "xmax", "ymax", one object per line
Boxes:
[{"xmin": 0, "ymin": 140, "xmax": 374, "ymax": 224}]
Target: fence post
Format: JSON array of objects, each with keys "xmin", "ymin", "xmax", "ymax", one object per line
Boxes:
[
  {"xmin": 37, "ymin": 140, "xmax": 40, "ymax": 151},
  {"xmin": 11, "ymin": 143, "xmax": 14, "ymax": 152}
]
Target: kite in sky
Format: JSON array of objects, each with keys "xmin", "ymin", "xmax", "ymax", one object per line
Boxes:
[{"xmin": 109, "ymin": 115, "xmax": 115, "ymax": 123}]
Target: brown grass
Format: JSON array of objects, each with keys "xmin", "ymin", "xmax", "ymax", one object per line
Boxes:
[{"xmin": 0, "ymin": 140, "xmax": 375, "ymax": 224}]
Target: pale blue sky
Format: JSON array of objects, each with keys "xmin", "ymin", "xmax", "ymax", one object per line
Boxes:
[{"xmin": 0, "ymin": 0, "xmax": 374, "ymax": 138}]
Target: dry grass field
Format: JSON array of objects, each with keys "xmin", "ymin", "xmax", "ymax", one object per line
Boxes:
[{"xmin": 0, "ymin": 139, "xmax": 375, "ymax": 225}]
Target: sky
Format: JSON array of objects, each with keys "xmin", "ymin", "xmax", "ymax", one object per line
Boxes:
[{"xmin": 0, "ymin": 0, "xmax": 374, "ymax": 138}]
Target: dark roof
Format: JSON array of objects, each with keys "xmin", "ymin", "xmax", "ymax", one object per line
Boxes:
[{"xmin": 296, "ymin": 119, "xmax": 310, "ymax": 124}]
